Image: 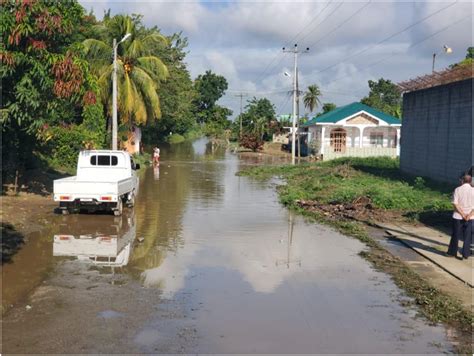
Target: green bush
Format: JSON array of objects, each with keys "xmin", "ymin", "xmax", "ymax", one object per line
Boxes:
[
  {"xmin": 184, "ymin": 129, "xmax": 203, "ymax": 140},
  {"xmin": 45, "ymin": 124, "xmax": 105, "ymax": 170},
  {"xmin": 167, "ymin": 133, "xmax": 185, "ymax": 144},
  {"xmin": 132, "ymin": 152, "xmax": 151, "ymax": 167}
]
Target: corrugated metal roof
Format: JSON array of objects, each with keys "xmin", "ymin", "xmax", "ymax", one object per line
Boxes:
[{"xmin": 302, "ymin": 102, "xmax": 401, "ymax": 127}]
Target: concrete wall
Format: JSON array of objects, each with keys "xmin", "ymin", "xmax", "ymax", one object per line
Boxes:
[{"xmin": 400, "ymin": 78, "xmax": 473, "ymax": 183}]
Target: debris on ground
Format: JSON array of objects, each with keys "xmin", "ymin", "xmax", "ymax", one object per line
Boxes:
[{"xmin": 295, "ymin": 196, "xmax": 400, "ymax": 223}]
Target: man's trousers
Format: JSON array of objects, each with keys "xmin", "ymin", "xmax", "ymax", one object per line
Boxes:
[{"xmin": 447, "ymin": 219, "xmax": 472, "ymax": 258}]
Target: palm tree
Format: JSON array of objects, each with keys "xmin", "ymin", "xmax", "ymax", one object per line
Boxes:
[
  {"xmin": 82, "ymin": 15, "xmax": 169, "ymax": 126},
  {"xmin": 303, "ymin": 84, "xmax": 322, "ymax": 114}
]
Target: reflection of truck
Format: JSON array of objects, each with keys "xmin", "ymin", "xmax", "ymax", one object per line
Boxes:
[
  {"xmin": 53, "ymin": 150, "xmax": 139, "ymax": 216},
  {"xmin": 53, "ymin": 213, "xmax": 136, "ymax": 267}
]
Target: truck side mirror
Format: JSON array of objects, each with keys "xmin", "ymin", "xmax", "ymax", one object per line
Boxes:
[{"xmin": 134, "ymin": 163, "xmax": 140, "ymax": 170}]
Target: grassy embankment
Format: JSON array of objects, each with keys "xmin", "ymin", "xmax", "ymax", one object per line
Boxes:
[{"xmin": 238, "ymin": 157, "xmax": 472, "ymax": 353}]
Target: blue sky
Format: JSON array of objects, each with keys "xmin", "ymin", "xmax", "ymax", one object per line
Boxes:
[{"xmin": 79, "ymin": 0, "xmax": 473, "ymax": 118}]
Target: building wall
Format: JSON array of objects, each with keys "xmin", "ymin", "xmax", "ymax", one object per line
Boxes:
[
  {"xmin": 400, "ymin": 78, "xmax": 473, "ymax": 183},
  {"xmin": 316, "ymin": 125, "xmax": 397, "ymax": 148}
]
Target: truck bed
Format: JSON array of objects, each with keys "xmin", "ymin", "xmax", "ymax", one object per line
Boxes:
[{"xmin": 53, "ymin": 176, "xmax": 135, "ymax": 201}]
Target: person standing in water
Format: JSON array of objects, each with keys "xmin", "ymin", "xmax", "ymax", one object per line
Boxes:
[{"xmin": 153, "ymin": 147, "xmax": 160, "ymax": 165}]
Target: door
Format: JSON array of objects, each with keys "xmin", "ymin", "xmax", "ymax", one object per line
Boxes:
[{"xmin": 330, "ymin": 128, "xmax": 346, "ymax": 153}]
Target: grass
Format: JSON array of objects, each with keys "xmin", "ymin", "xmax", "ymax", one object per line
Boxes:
[
  {"xmin": 238, "ymin": 157, "xmax": 453, "ymax": 223},
  {"xmin": 238, "ymin": 157, "xmax": 472, "ymax": 354}
]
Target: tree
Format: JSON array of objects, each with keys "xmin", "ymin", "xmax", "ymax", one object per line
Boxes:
[
  {"xmin": 240, "ymin": 97, "xmax": 276, "ymax": 141},
  {"xmin": 360, "ymin": 78, "xmax": 401, "ymax": 118},
  {"xmin": 450, "ymin": 47, "xmax": 473, "ymax": 68},
  {"xmin": 303, "ymin": 84, "xmax": 322, "ymax": 113},
  {"xmin": 83, "ymin": 14, "xmax": 169, "ymax": 126},
  {"xmin": 1, "ymin": 0, "xmax": 105, "ymax": 178},
  {"xmin": 466, "ymin": 46, "xmax": 474, "ymax": 59},
  {"xmin": 142, "ymin": 32, "xmax": 197, "ymax": 142},
  {"xmin": 318, "ymin": 102, "xmax": 337, "ymax": 116},
  {"xmin": 193, "ymin": 70, "xmax": 228, "ymax": 124}
]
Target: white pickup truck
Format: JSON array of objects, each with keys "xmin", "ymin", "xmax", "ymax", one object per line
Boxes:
[{"xmin": 53, "ymin": 150, "xmax": 140, "ymax": 216}]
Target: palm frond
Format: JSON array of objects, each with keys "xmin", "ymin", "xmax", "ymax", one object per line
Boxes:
[
  {"xmin": 127, "ymin": 39, "xmax": 144, "ymax": 59},
  {"xmin": 141, "ymin": 32, "xmax": 168, "ymax": 50},
  {"xmin": 137, "ymin": 56, "xmax": 169, "ymax": 82},
  {"xmin": 119, "ymin": 73, "xmax": 136, "ymax": 124},
  {"xmin": 82, "ymin": 39, "xmax": 112, "ymax": 76},
  {"xmin": 82, "ymin": 39, "xmax": 111, "ymax": 61},
  {"xmin": 131, "ymin": 67, "xmax": 161, "ymax": 120},
  {"xmin": 98, "ymin": 64, "xmax": 113, "ymax": 106}
]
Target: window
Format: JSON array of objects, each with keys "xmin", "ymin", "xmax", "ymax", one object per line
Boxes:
[
  {"xmin": 90, "ymin": 155, "xmax": 118, "ymax": 166},
  {"xmin": 370, "ymin": 133, "xmax": 384, "ymax": 147}
]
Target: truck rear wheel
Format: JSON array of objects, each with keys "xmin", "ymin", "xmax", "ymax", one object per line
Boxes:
[
  {"xmin": 114, "ymin": 199, "xmax": 123, "ymax": 216},
  {"xmin": 127, "ymin": 192, "xmax": 135, "ymax": 208}
]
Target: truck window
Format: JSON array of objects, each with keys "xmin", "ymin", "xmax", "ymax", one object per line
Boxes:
[{"xmin": 91, "ymin": 155, "xmax": 118, "ymax": 166}]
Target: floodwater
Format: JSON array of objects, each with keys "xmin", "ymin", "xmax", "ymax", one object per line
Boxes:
[{"xmin": 1, "ymin": 139, "xmax": 453, "ymax": 353}]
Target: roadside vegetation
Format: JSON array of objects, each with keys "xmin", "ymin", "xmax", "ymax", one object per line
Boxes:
[
  {"xmin": 239, "ymin": 157, "xmax": 452, "ymax": 222},
  {"xmin": 1, "ymin": 1, "xmax": 232, "ymax": 192},
  {"xmin": 238, "ymin": 157, "xmax": 472, "ymax": 353}
]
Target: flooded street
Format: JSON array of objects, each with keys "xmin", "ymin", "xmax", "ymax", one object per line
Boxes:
[{"xmin": 1, "ymin": 139, "xmax": 452, "ymax": 353}]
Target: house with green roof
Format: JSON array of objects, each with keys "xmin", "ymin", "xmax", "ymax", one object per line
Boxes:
[{"xmin": 301, "ymin": 102, "xmax": 401, "ymax": 160}]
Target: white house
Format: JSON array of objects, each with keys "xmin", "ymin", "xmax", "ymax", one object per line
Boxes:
[{"xmin": 302, "ymin": 102, "xmax": 401, "ymax": 160}]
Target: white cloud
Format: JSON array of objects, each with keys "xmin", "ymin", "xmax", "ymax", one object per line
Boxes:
[{"xmin": 79, "ymin": 0, "xmax": 473, "ymax": 117}]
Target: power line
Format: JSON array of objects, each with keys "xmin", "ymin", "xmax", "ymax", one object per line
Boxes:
[
  {"xmin": 287, "ymin": 1, "xmax": 337, "ymax": 46},
  {"xmin": 325, "ymin": 12, "xmax": 472, "ymax": 86},
  {"xmin": 276, "ymin": 93, "xmax": 292, "ymax": 116},
  {"xmin": 366, "ymin": 13, "xmax": 472, "ymax": 70},
  {"xmin": 253, "ymin": 1, "xmax": 334, "ymax": 85},
  {"xmin": 299, "ymin": 2, "xmax": 345, "ymax": 43},
  {"xmin": 306, "ymin": 1, "xmax": 372, "ymax": 48},
  {"xmin": 314, "ymin": 1, "xmax": 458, "ymax": 75},
  {"xmin": 227, "ymin": 88, "xmax": 292, "ymax": 95}
]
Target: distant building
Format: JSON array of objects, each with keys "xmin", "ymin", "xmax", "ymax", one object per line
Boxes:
[
  {"xmin": 302, "ymin": 102, "xmax": 401, "ymax": 160},
  {"xmin": 398, "ymin": 65, "xmax": 473, "ymax": 183}
]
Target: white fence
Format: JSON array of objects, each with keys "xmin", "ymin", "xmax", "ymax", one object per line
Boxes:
[{"xmin": 323, "ymin": 147, "xmax": 398, "ymax": 160}]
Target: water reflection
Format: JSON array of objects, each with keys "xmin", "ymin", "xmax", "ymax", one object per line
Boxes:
[
  {"xmin": 275, "ymin": 211, "xmax": 301, "ymax": 269},
  {"xmin": 53, "ymin": 211, "xmax": 136, "ymax": 267},
  {"xmin": 2, "ymin": 140, "xmax": 453, "ymax": 354},
  {"xmin": 153, "ymin": 165, "xmax": 160, "ymax": 180}
]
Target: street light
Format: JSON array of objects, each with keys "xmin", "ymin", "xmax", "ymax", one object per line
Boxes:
[
  {"xmin": 432, "ymin": 45, "xmax": 452, "ymax": 73},
  {"xmin": 112, "ymin": 33, "xmax": 132, "ymax": 150}
]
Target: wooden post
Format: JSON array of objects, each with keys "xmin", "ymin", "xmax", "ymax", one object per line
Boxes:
[{"xmin": 14, "ymin": 169, "xmax": 19, "ymax": 195}]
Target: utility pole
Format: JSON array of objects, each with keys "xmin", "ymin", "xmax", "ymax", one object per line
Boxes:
[
  {"xmin": 112, "ymin": 38, "xmax": 118, "ymax": 150},
  {"xmin": 283, "ymin": 44, "xmax": 309, "ymax": 165},
  {"xmin": 296, "ymin": 69, "xmax": 301, "ymax": 160},
  {"xmin": 112, "ymin": 33, "xmax": 131, "ymax": 150},
  {"xmin": 234, "ymin": 93, "xmax": 248, "ymax": 139}
]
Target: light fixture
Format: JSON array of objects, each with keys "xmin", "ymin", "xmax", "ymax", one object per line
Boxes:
[
  {"xmin": 443, "ymin": 45, "xmax": 453, "ymax": 54},
  {"xmin": 119, "ymin": 33, "xmax": 132, "ymax": 44}
]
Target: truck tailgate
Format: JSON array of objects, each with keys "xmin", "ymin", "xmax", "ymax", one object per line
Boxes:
[{"xmin": 53, "ymin": 177, "xmax": 134, "ymax": 200}]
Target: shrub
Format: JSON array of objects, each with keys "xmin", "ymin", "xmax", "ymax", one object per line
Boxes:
[
  {"xmin": 167, "ymin": 133, "xmax": 185, "ymax": 144},
  {"xmin": 239, "ymin": 133, "xmax": 264, "ymax": 152}
]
